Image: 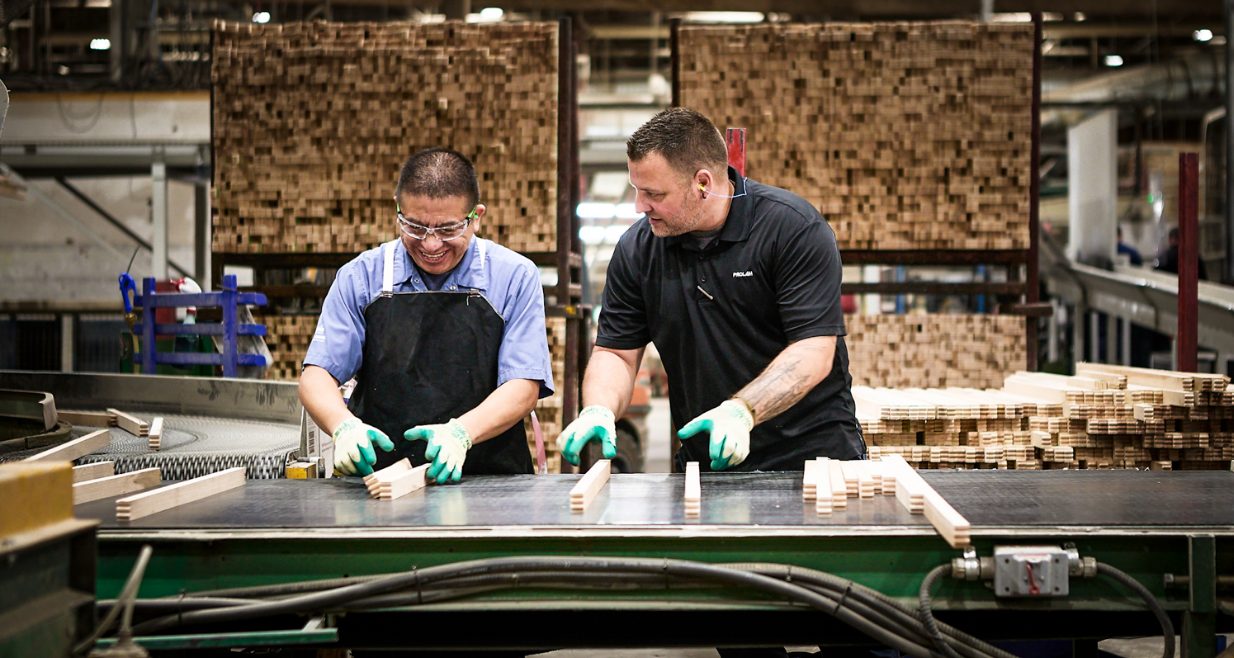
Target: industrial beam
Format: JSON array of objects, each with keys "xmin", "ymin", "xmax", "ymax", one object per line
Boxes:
[
  {"xmin": 54, "ymin": 177, "xmax": 191, "ymax": 278},
  {"xmin": 1177, "ymin": 153, "xmax": 1199, "ymax": 372}
]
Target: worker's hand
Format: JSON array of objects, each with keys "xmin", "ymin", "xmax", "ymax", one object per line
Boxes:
[
  {"xmin": 556, "ymin": 405, "xmax": 617, "ymax": 466},
  {"xmin": 677, "ymin": 400, "xmax": 754, "ymax": 471},
  {"xmin": 404, "ymin": 419, "xmax": 472, "ymax": 484},
  {"xmin": 332, "ymin": 418, "xmax": 395, "ymax": 477}
]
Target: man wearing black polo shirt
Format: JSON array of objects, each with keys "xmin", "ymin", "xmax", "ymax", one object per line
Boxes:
[{"xmin": 558, "ymin": 107, "xmax": 866, "ymax": 476}]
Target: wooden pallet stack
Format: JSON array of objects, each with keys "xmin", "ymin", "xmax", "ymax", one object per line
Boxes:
[
  {"xmin": 856, "ymin": 364, "xmax": 1233, "ymax": 471},
  {"xmin": 678, "ymin": 22, "xmax": 1032, "ymax": 250},
  {"xmin": 258, "ymin": 313, "xmax": 317, "ymax": 381},
  {"xmin": 856, "ymin": 387, "xmax": 1067, "ymax": 469},
  {"xmin": 212, "ymin": 20, "xmax": 559, "ymax": 255},
  {"xmin": 846, "ymin": 314, "xmax": 1025, "ymax": 389},
  {"xmin": 524, "ymin": 316, "xmax": 566, "ymax": 473}
]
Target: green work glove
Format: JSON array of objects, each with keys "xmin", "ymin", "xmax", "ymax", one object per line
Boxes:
[
  {"xmin": 404, "ymin": 418, "xmax": 472, "ymax": 484},
  {"xmin": 677, "ymin": 399, "xmax": 754, "ymax": 471},
  {"xmin": 332, "ymin": 418, "xmax": 395, "ymax": 477},
  {"xmin": 556, "ymin": 405, "xmax": 617, "ymax": 466}
]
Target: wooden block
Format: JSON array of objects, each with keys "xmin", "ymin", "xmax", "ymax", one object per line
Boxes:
[
  {"xmin": 839, "ymin": 461, "xmax": 861, "ymax": 497},
  {"xmin": 815, "ymin": 458, "xmax": 832, "ymax": 515},
  {"xmin": 365, "ymin": 458, "xmax": 411, "ymax": 496},
  {"xmin": 570, "ymin": 459, "xmax": 611, "ymax": 512},
  {"xmin": 115, "ymin": 467, "xmax": 246, "ymax": 521},
  {"xmin": 108, "ymin": 408, "xmax": 150, "ymax": 437},
  {"xmin": 802, "ymin": 458, "xmax": 820, "ymax": 502},
  {"xmin": 58, "ymin": 409, "xmax": 114, "ymax": 427},
  {"xmin": 885, "ymin": 454, "xmax": 925, "ymax": 513},
  {"xmin": 684, "ymin": 461, "xmax": 701, "ymax": 518},
  {"xmin": 0, "ymin": 462, "xmax": 73, "ymax": 537},
  {"xmin": 923, "ymin": 489, "xmax": 972, "ymax": 548},
  {"xmin": 72, "ymin": 461, "xmax": 115, "ymax": 483},
  {"xmin": 74, "ymin": 468, "xmax": 162, "ymax": 505},
  {"xmin": 25, "ymin": 430, "xmax": 110, "ymax": 463},
  {"xmin": 376, "ymin": 464, "xmax": 430, "ymax": 501},
  {"xmin": 827, "ymin": 458, "xmax": 847, "ymax": 509},
  {"xmin": 148, "ymin": 417, "xmax": 164, "ymax": 451}
]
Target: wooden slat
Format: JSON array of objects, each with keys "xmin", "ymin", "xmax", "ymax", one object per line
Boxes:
[
  {"xmin": 376, "ymin": 464, "xmax": 430, "ymax": 501},
  {"xmin": 72, "ymin": 461, "xmax": 115, "ymax": 483},
  {"xmin": 73, "ymin": 468, "xmax": 162, "ymax": 505},
  {"xmin": 814, "ymin": 458, "xmax": 832, "ymax": 515},
  {"xmin": 148, "ymin": 417, "xmax": 164, "ymax": 451},
  {"xmin": 684, "ymin": 461, "xmax": 701, "ymax": 518},
  {"xmin": 58, "ymin": 409, "xmax": 114, "ymax": 428},
  {"xmin": 569, "ymin": 459, "xmax": 611, "ymax": 512},
  {"xmin": 364, "ymin": 458, "xmax": 411, "ymax": 497},
  {"xmin": 115, "ymin": 467, "xmax": 246, "ymax": 521},
  {"xmin": 108, "ymin": 408, "xmax": 150, "ymax": 437},
  {"xmin": 24, "ymin": 429, "xmax": 110, "ymax": 463}
]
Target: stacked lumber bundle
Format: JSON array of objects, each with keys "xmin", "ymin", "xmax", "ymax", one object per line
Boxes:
[
  {"xmin": 212, "ymin": 21, "xmax": 559, "ymax": 255},
  {"xmin": 261, "ymin": 314, "xmax": 317, "ymax": 381},
  {"xmin": 678, "ymin": 22, "xmax": 1032, "ymax": 250},
  {"xmin": 856, "ymin": 363, "xmax": 1233, "ymax": 471},
  {"xmin": 846, "ymin": 314, "xmax": 1025, "ymax": 389},
  {"xmin": 525, "ymin": 316, "xmax": 566, "ymax": 473},
  {"xmin": 857, "ymin": 387, "xmax": 1066, "ymax": 470}
]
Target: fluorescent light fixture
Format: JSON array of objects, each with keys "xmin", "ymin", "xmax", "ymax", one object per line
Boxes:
[
  {"xmin": 1104, "ymin": 55, "xmax": 1124, "ymax": 67},
  {"xmin": 1194, "ymin": 29, "xmax": 1214, "ymax": 42},
  {"xmin": 1074, "ymin": 12, "xmax": 1086, "ymax": 21},
  {"xmin": 577, "ymin": 202, "xmax": 617, "ymax": 220},
  {"xmin": 252, "ymin": 11, "xmax": 270, "ymax": 23},
  {"xmin": 466, "ymin": 7, "xmax": 504, "ymax": 23},
  {"xmin": 991, "ymin": 13, "xmax": 1032, "ymax": 23},
  {"xmin": 615, "ymin": 203, "xmax": 641, "ymax": 220},
  {"xmin": 89, "ymin": 38, "xmax": 111, "ymax": 51},
  {"xmin": 683, "ymin": 12, "xmax": 765, "ymax": 24}
]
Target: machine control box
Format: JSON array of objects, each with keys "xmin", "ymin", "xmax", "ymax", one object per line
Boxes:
[{"xmin": 993, "ymin": 546, "xmax": 1071, "ymax": 597}]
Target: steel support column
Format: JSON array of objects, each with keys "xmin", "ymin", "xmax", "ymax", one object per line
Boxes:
[
  {"xmin": 1178, "ymin": 153, "xmax": 1199, "ymax": 372},
  {"xmin": 151, "ymin": 158, "xmax": 168, "ymax": 280},
  {"xmin": 1184, "ymin": 535, "xmax": 1217, "ymax": 658}
]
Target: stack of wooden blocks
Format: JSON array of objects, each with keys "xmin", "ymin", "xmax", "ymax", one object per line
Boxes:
[
  {"xmin": 212, "ymin": 20, "xmax": 559, "ymax": 255},
  {"xmin": 678, "ymin": 22, "xmax": 1032, "ymax": 250},
  {"xmin": 846, "ymin": 314, "xmax": 1026, "ymax": 389},
  {"xmin": 259, "ymin": 313, "xmax": 317, "ymax": 381},
  {"xmin": 856, "ymin": 364, "xmax": 1233, "ymax": 471},
  {"xmin": 525, "ymin": 316, "xmax": 567, "ymax": 473}
]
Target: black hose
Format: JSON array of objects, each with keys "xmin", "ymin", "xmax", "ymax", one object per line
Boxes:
[
  {"xmin": 74, "ymin": 545, "xmax": 154, "ymax": 656},
  {"xmin": 1096, "ymin": 563, "xmax": 1175, "ymax": 658},
  {"xmin": 734, "ymin": 563, "xmax": 1016, "ymax": 658},
  {"xmin": 919, "ymin": 564, "xmax": 964, "ymax": 658},
  {"xmin": 130, "ymin": 556, "xmax": 940, "ymax": 656}
]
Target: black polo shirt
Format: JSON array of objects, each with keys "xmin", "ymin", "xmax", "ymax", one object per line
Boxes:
[{"xmin": 597, "ymin": 167, "xmax": 866, "ymax": 471}]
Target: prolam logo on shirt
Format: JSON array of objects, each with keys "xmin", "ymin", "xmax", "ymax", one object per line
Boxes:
[{"xmin": 732, "ymin": 270, "xmax": 754, "ymax": 278}]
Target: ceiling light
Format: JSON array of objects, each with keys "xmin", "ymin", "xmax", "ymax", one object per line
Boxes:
[
  {"xmin": 1104, "ymin": 55, "xmax": 1124, "ymax": 67},
  {"xmin": 252, "ymin": 11, "xmax": 270, "ymax": 24},
  {"xmin": 991, "ymin": 13, "xmax": 1032, "ymax": 23},
  {"xmin": 1194, "ymin": 29, "xmax": 1214, "ymax": 43},
  {"xmin": 480, "ymin": 7, "xmax": 503, "ymax": 20},
  {"xmin": 683, "ymin": 12, "xmax": 765, "ymax": 24},
  {"xmin": 89, "ymin": 38, "xmax": 111, "ymax": 51},
  {"xmin": 1073, "ymin": 12, "xmax": 1086, "ymax": 22}
]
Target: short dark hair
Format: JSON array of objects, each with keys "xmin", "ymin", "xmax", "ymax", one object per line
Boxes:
[
  {"xmin": 627, "ymin": 107, "xmax": 728, "ymax": 177},
  {"xmin": 395, "ymin": 148, "xmax": 479, "ymax": 207}
]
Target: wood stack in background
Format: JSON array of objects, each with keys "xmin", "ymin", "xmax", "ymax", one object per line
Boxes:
[
  {"xmin": 846, "ymin": 314, "xmax": 1025, "ymax": 389},
  {"xmin": 212, "ymin": 20, "xmax": 559, "ymax": 255},
  {"xmin": 857, "ymin": 364, "xmax": 1232, "ymax": 470},
  {"xmin": 678, "ymin": 22, "xmax": 1032, "ymax": 250},
  {"xmin": 525, "ymin": 316, "xmax": 566, "ymax": 473},
  {"xmin": 258, "ymin": 313, "xmax": 316, "ymax": 381}
]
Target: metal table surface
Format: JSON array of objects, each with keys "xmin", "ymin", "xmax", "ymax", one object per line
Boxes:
[{"xmin": 76, "ymin": 470, "xmax": 1234, "ymax": 537}]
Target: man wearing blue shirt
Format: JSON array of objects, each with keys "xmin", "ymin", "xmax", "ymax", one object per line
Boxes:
[{"xmin": 300, "ymin": 148, "xmax": 554, "ymax": 483}]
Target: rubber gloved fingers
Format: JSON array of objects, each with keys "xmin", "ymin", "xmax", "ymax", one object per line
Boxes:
[
  {"xmin": 368, "ymin": 428, "xmax": 395, "ymax": 453},
  {"xmin": 354, "ymin": 458, "xmax": 375, "ymax": 477},
  {"xmin": 676, "ymin": 417, "xmax": 712, "ymax": 441}
]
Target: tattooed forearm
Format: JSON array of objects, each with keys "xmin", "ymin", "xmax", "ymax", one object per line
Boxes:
[{"xmin": 735, "ymin": 337, "xmax": 836, "ymax": 425}]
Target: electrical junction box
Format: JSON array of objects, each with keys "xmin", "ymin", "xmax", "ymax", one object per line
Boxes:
[{"xmin": 993, "ymin": 546, "xmax": 1071, "ymax": 597}]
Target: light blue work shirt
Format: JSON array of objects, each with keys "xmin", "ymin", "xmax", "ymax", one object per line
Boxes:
[{"xmin": 304, "ymin": 237, "xmax": 555, "ymax": 398}]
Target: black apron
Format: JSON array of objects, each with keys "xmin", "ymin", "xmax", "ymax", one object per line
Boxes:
[{"xmin": 348, "ymin": 239, "xmax": 532, "ymax": 475}]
